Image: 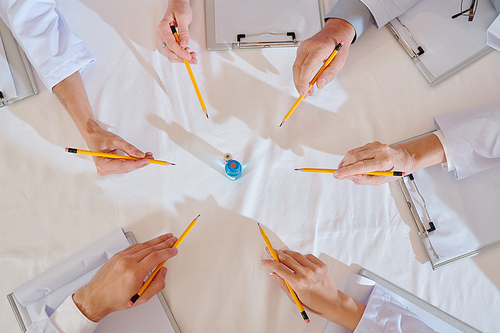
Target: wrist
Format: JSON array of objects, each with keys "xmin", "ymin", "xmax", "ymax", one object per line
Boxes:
[
  {"xmin": 325, "ymin": 291, "xmax": 365, "ymax": 332},
  {"xmin": 324, "ymin": 18, "xmax": 356, "ymax": 45},
  {"xmin": 73, "ymin": 287, "xmax": 108, "ymax": 322}
]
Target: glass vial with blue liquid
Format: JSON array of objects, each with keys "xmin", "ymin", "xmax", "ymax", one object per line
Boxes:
[{"xmin": 224, "ymin": 153, "xmax": 242, "ymax": 181}]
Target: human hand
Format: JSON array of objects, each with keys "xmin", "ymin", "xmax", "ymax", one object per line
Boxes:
[
  {"xmin": 334, "ymin": 134, "xmax": 446, "ymax": 186},
  {"xmin": 73, "ymin": 233, "xmax": 179, "ymax": 322},
  {"xmin": 261, "ymin": 249, "xmax": 364, "ymax": 331},
  {"xmin": 82, "ymin": 121, "xmax": 154, "ymax": 176},
  {"xmin": 293, "ymin": 18, "xmax": 355, "ymax": 97},
  {"xmin": 157, "ymin": 0, "xmax": 197, "ymax": 64}
]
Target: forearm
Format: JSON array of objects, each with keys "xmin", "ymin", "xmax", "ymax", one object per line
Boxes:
[
  {"xmin": 393, "ymin": 133, "xmax": 446, "ymax": 174},
  {"xmin": 52, "ymin": 71, "xmax": 98, "ymax": 142},
  {"xmin": 324, "ymin": 291, "xmax": 365, "ymax": 332}
]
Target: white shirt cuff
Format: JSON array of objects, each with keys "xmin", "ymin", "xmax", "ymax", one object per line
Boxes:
[
  {"xmin": 433, "ymin": 130, "xmax": 455, "ymax": 173},
  {"xmin": 49, "ymin": 295, "xmax": 99, "ymax": 333}
]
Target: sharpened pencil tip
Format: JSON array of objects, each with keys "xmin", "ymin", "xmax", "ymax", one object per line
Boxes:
[
  {"xmin": 279, "ymin": 123, "xmax": 283, "ymax": 127},
  {"xmin": 294, "ymin": 169, "xmax": 298, "ymax": 171},
  {"xmin": 172, "ymin": 163, "xmax": 176, "ymax": 165},
  {"xmin": 206, "ymin": 114, "xmax": 209, "ymax": 118}
]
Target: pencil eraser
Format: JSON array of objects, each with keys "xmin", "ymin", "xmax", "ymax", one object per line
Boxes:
[
  {"xmin": 305, "ymin": 319, "xmax": 310, "ymax": 323},
  {"xmin": 65, "ymin": 147, "xmax": 69, "ymax": 152},
  {"xmin": 340, "ymin": 41, "xmax": 344, "ymax": 46},
  {"xmin": 128, "ymin": 301, "xmax": 134, "ymax": 307}
]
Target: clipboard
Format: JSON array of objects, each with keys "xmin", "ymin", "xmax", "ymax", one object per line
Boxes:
[
  {"xmin": 0, "ymin": 18, "xmax": 38, "ymax": 108},
  {"xmin": 7, "ymin": 231, "xmax": 182, "ymax": 333},
  {"xmin": 387, "ymin": 0, "xmax": 497, "ymax": 86},
  {"xmin": 358, "ymin": 269, "xmax": 481, "ymax": 332},
  {"xmin": 205, "ymin": 0, "xmax": 325, "ymax": 51},
  {"xmin": 396, "ymin": 132, "xmax": 500, "ymax": 270}
]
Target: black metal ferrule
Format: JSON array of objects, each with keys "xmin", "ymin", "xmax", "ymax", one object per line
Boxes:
[
  {"xmin": 67, "ymin": 148, "xmax": 78, "ymax": 154},
  {"xmin": 393, "ymin": 171, "xmax": 404, "ymax": 176},
  {"xmin": 130, "ymin": 294, "xmax": 140, "ymax": 304},
  {"xmin": 301, "ymin": 311, "xmax": 309, "ymax": 322},
  {"xmin": 170, "ymin": 24, "xmax": 177, "ymax": 34}
]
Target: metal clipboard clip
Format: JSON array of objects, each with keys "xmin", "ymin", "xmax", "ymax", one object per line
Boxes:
[
  {"xmin": 236, "ymin": 32, "xmax": 297, "ymax": 48},
  {"xmin": 387, "ymin": 18, "xmax": 425, "ymax": 59}
]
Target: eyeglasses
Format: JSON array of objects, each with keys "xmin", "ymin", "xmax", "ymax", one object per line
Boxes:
[{"xmin": 452, "ymin": 0, "xmax": 478, "ymax": 22}]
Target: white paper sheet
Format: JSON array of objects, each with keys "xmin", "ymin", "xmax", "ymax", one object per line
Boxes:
[
  {"xmin": 14, "ymin": 229, "xmax": 176, "ymax": 333},
  {"xmin": 214, "ymin": 0, "xmax": 321, "ymax": 44},
  {"xmin": 390, "ymin": 0, "xmax": 498, "ymax": 78},
  {"xmin": 404, "ymin": 165, "xmax": 500, "ymax": 259},
  {"xmin": 0, "ymin": 33, "xmax": 17, "ymax": 101},
  {"xmin": 324, "ymin": 274, "xmax": 462, "ymax": 333}
]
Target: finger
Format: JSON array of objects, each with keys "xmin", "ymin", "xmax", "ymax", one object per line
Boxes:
[
  {"xmin": 261, "ymin": 259, "xmax": 295, "ymax": 282},
  {"xmin": 175, "ymin": 17, "xmax": 191, "ymax": 48},
  {"xmin": 351, "ymin": 174, "xmax": 390, "ymax": 186},
  {"xmin": 109, "ymin": 136, "xmax": 144, "ymax": 158},
  {"xmin": 134, "ymin": 267, "xmax": 167, "ymax": 306},
  {"xmin": 122, "ymin": 234, "xmax": 175, "ymax": 255},
  {"xmin": 158, "ymin": 23, "xmax": 192, "ymax": 61},
  {"xmin": 95, "ymin": 158, "xmax": 150, "ymax": 176},
  {"xmin": 280, "ymin": 249, "xmax": 316, "ymax": 269},
  {"xmin": 297, "ymin": 48, "xmax": 333, "ymax": 97},
  {"xmin": 136, "ymin": 247, "xmax": 178, "ymax": 277},
  {"xmin": 292, "ymin": 44, "xmax": 309, "ymax": 95},
  {"xmin": 315, "ymin": 54, "xmax": 345, "ymax": 90},
  {"xmin": 303, "ymin": 253, "xmax": 324, "ymax": 266},
  {"xmin": 130, "ymin": 236, "xmax": 178, "ymax": 263}
]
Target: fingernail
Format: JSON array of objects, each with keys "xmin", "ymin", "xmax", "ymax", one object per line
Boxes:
[
  {"xmin": 261, "ymin": 259, "xmax": 266, "ymax": 264},
  {"xmin": 180, "ymin": 39, "xmax": 187, "ymax": 47},
  {"xmin": 319, "ymin": 79, "xmax": 326, "ymax": 88},
  {"xmin": 136, "ymin": 151, "xmax": 145, "ymax": 158},
  {"xmin": 270, "ymin": 273, "xmax": 278, "ymax": 280},
  {"xmin": 162, "ymin": 268, "xmax": 167, "ymax": 276}
]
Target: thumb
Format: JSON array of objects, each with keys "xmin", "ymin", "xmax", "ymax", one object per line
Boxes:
[
  {"xmin": 176, "ymin": 23, "xmax": 190, "ymax": 48},
  {"xmin": 113, "ymin": 136, "xmax": 145, "ymax": 158}
]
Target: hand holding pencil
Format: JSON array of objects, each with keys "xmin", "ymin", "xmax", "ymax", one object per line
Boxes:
[
  {"xmin": 72, "ymin": 233, "xmax": 178, "ymax": 322},
  {"xmin": 261, "ymin": 249, "xmax": 365, "ymax": 332}
]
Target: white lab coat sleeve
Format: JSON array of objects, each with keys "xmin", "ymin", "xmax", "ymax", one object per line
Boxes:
[
  {"xmin": 26, "ymin": 295, "xmax": 99, "ymax": 333},
  {"xmin": 359, "ymin": 0, "xmax": 419, "ymax": 28},
  {"xmin": 0, "ymin": 0, "xmax": 94, "ymax": 91},
  {"xmin": 432, "ymin": 130, "xmax": 456, "ymax": 173},
  {"xmin": 487, "ymin": 15, "xmax": 500, "ymax": 52},
  {"xmin": 353, "ymin": 285, "xmax": 436, "ymax": 333},
  {"xmin": 434, "ymin": 106, "xmax": 500, "ymax": 180}
]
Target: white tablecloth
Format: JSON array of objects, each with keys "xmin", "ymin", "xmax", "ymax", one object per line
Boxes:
[{"xmin": 1, "ymin": 0, "xmax": 500, "ymax": 332}]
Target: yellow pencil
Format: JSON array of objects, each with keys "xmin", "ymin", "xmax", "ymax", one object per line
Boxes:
[
  {"xmin": 129, "ymin": 214, "xmax": 200, "ymax": 306},
  {"xmin": 280, "ymin": 42, "xmax": 344, "ymax": 127},
  {"xmin": 257, "ymin": 223, "xmax": 310, "ymax": 323},
  {"xmin": 65, "ymin": 148, "xmax": 174, "ymax": 166},
  {"xmin": 294, "ymin": 168, "xmax": 404, "ymax": 176},
  {"xmin": 170, "ymin": 23, "xmax": 208, "ymax": 118}
]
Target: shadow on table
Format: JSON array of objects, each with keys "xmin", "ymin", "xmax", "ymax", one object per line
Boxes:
[
  {"xmin": 200, "ymin": 62, "xmax": 363, "ymax": 157},
  {"xmin": 147, "ymin": 114, "xmax": 226, "ymax": 177},
  {"xmin": 128, "ymin": 195, "xmax": 332, "ymax": 332},
  {"xmin": 79, "ymin": 0, "xmax": 169, "ymax": 95}
]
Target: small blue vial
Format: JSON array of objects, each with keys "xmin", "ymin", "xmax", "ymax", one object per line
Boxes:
[{"xmin": 224, "ymin": 153, "xmax": 242, "ymax": 181}]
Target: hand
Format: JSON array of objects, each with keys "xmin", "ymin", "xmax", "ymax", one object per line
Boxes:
[
  {"xmin": 157, "ymin": 0, "xmax": 197, "ymax": 64},
  {"xmin": 82, "ymin": 121, "xmax": 154, "ymax": 176},
  {"xmin": 73, "ymin": 233, "xmax": 179, "ymax": 322},
  {"xmin": 261, "ymin": 249, "xmax": 364, "ymax": 331},
  {"xmin": 293, "ymin": 18, "xmax": 355, "ymax": 97},
  {"xmin": 334, "ymin": 135, "xmax": 446, "ymax": 185}
]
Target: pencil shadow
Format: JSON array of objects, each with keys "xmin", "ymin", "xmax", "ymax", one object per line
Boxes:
[
  {"xmin": 146, "ymin": 114, "xmax": 226, "ymax": 177},
  {"xmin": 201, "ymin": 62, "xmax": 362, "ymax": 157},
  {"xmin": 159, "ymin": 195, "xmax": 329, "ymax": 333}
]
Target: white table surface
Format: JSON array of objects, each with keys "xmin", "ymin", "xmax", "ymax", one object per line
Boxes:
[{"xmin": 1, "ymin": 0, "xmax": 500, "ymax": 332}]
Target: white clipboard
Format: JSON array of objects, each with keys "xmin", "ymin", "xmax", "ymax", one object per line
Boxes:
[
  {"xmin": 205, "ymin": 0, "xmax": 325, "ymax": 50},
  {"xmin": 0, "ymin": 18, "xmax": 38, "ymax": 108},
  {"xmin": 7, "ymin": 231, "xmax": 182, "ymax": 333}
]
